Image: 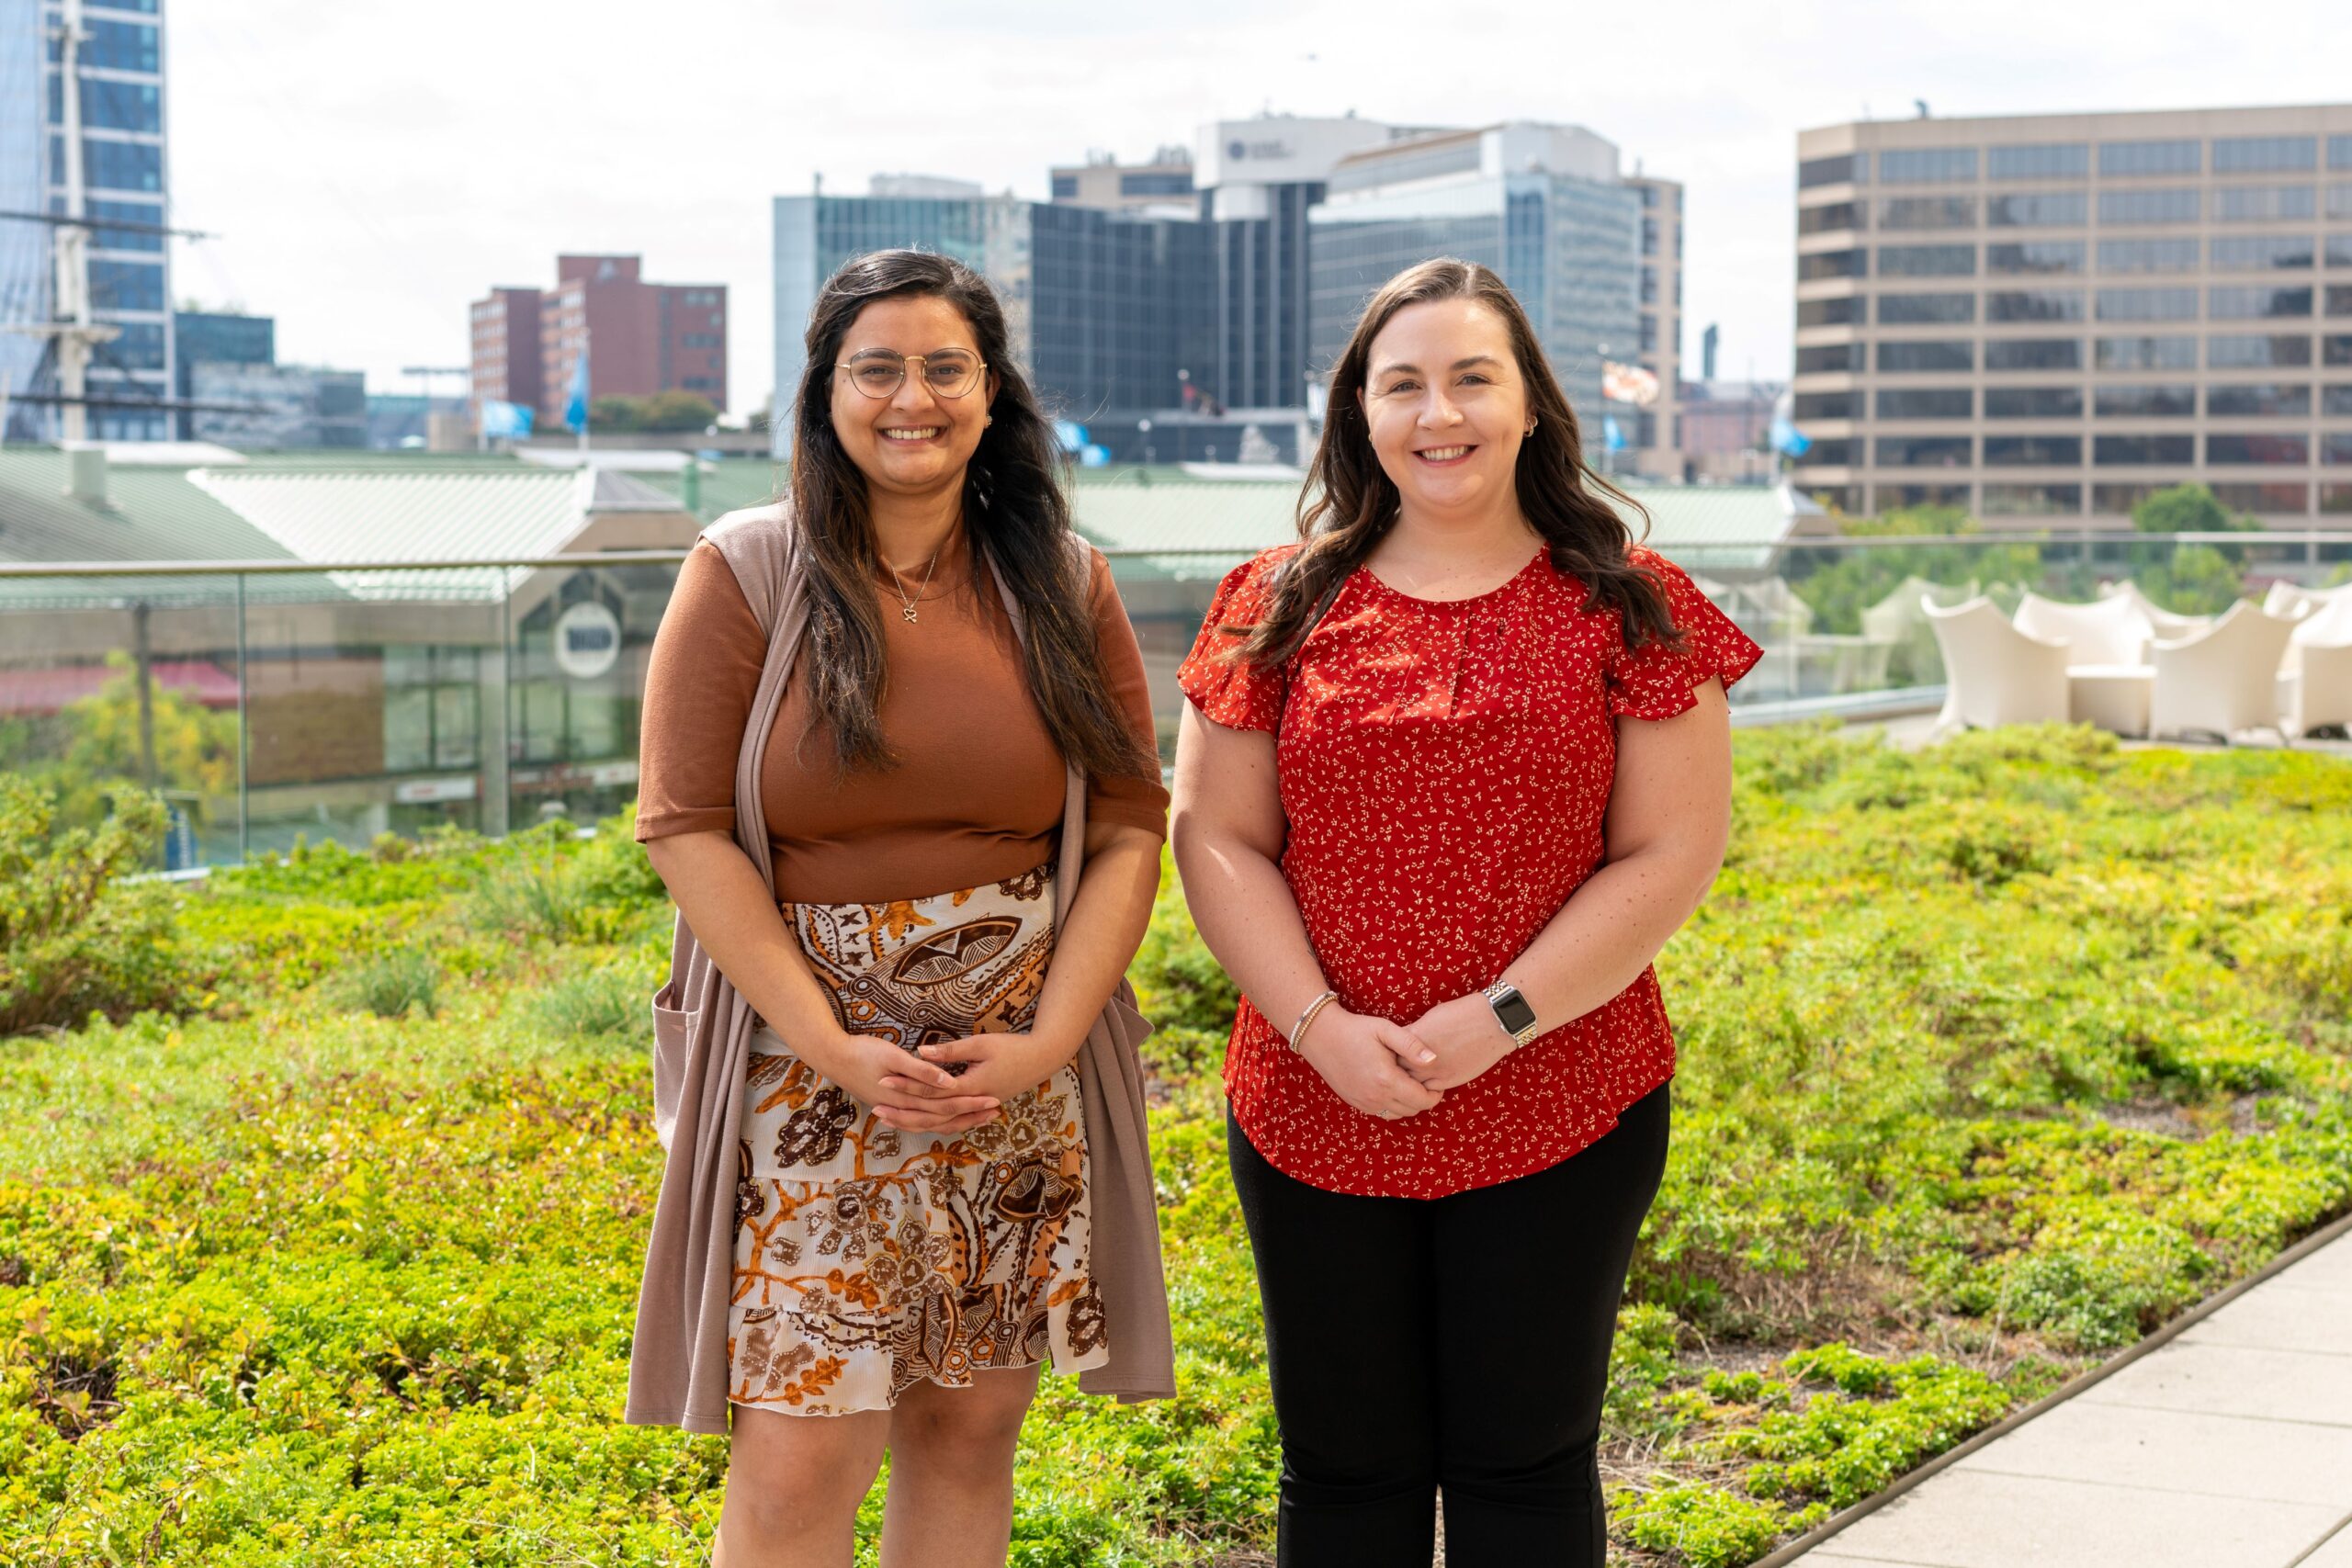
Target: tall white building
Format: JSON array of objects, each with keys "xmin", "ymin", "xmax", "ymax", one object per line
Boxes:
[{"xmin": 1791, "ymin": 105, "xmax": 2352, "ymax": 525}]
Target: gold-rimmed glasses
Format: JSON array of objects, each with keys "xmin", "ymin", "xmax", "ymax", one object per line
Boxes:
[{"xmin": 836, "ymin": 348, "xmax": 987, "ymax": 400}]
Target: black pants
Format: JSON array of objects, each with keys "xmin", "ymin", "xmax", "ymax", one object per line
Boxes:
[{"xmin": 1227, "ymin": 1082, "xmax": 1671, "ymax": 1568}]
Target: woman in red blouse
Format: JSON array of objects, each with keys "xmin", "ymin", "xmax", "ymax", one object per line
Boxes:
[{"xmin": 1171, "ymin": 259, "xmax": 1760, "ymax": 1566}]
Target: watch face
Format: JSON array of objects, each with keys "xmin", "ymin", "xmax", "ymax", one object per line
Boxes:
[{"xmin": 1488, "ymin": 985, "xmax": 1537, "ymax": 1037}]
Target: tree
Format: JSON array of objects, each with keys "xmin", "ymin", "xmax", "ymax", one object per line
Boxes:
[
  {"xmin": 639, "ymin": 390, "xmax": 720, "ymax": 432},
  {"xmin": 2130, "ymin": 483, "xmax": 2256, "ymax": 536}
]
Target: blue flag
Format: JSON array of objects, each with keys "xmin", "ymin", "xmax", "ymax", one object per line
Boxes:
[
  {"xmin": 481, "ymin": 399, "xmax": 534, "ymax": 439},
  {"xmin": 1601, "ymin": 415, "xmax": 1628, "ymax": 452},
  {"xmin": 563, "ymin": 347, "xmax": 591, "ymax": 432}
]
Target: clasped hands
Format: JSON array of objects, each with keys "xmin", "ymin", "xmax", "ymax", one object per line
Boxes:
[
  {"xmin": 808, "ymin": 1025, "xmax": 1077, "ymax": 1136},
  {"xmin": 1294, "ymin": 990, "xmax": 1521, "ymax": 1122}
]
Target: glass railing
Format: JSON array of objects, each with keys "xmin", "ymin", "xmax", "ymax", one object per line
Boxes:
[{"xmin": 5, "ymin": 532, "xmax": 2347, "ymax": 866}]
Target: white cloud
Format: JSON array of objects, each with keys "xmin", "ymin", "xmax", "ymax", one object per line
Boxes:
[{"xmin": 163, "ymin": 0, "xmax": 2352, "ymax": 416}]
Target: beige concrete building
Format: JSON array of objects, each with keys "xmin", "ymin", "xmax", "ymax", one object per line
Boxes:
[
  {"xmin": 1790, "ymin": 105, "xmax": 2352, "ymax": 526},
  {"xmin": 1049, "ymin": 148, "xmax": 1197, "ymax": 211},
  {"xmin": 1624, "ymin": 174, "xmax": 1684, "ymax": 479}
]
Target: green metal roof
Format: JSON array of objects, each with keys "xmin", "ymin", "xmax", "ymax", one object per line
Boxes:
[
  {"xmin": 0, "ymin": 447, "xmax": 300, "ymax": 609},
  {"xmin": 1070, "ymin": 479, "xmax": 1818, "ymax": 581}
]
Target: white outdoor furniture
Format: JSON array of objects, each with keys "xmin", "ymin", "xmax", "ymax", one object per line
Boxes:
[
  {"xmin": 2147, "ymin": 602, "xmax": 2300, "ymax": 743},
  {"xmin": 2282, "ymin": 593, "xmax": 2352, "ymax": 736},
  {"xmin": 1924, "ymin": 595, "xmax": 2072, "ymax": 737},
  {"xmin": 2101, "ymin": 580, "xmax": 2212, "ymax": 642},
  {"xmin": 2014, "ymin": 592, "xmax": 2156, "ymax": 735}
]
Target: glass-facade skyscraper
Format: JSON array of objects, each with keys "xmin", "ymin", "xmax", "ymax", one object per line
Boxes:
[
  {"xmin": 1308, "ymin": 125, "xmax": 1642, "ymax": 422},
  {"xmin": 772, "ymin": 191, "xmax": 1208, "ymax": 449},
  {"xmin": 5, "ymin": 0, "xmax": 173, "ymax": 442}
]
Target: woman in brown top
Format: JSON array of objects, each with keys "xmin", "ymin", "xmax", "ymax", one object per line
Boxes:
[{"xmin": 634, "ymin": 250, "xmax": 1169, "ymax": 1568}]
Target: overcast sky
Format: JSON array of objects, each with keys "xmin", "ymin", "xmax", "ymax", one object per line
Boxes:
[{"xmin": 164, "ymin": 0, "xmax": 2352, "ymax": 419}]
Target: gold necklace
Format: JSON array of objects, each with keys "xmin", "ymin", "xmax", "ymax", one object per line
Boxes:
[{"xmin": 885, "ymin": 547, "xmax": 942, "ymax": 624}]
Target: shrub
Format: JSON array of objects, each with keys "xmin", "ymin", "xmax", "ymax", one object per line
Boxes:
[
  {"xmin": 330, "ymin": 948, "xmax": 441, "ymax": 1020},
  {"xmin": 0, "ymin": 778, "xmax": 199, "ymax": 1035},
  {"xmin": 527, "ymin": 965, "xmax": 643, "ymax": 1041}
]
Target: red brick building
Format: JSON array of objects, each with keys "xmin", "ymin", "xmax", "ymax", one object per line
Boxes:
[
  {"xmin": 469, "ymin": 255, "xmax": 728, "ymax": 429},
  {"xmin": 468, "ymin": 287, "xmax": 546, "ymax": 418}
]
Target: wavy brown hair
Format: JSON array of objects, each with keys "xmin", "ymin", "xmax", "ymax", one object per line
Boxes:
[
  {"xmin": 786, "ymin": 249, "xmax": 1156, "ymax": 780},
  {"xmin": 1231, "ymin": 257, "xmax": 1679, "ymax": 671}
]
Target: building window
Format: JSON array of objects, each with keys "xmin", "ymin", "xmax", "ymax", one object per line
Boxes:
[
  {"xmin": 1988, "ymin": 241, "xmax": 2086, "ymax": 276},
  {"xmin": 2334, "ymin": 136, "xmax": 2352, "ymax": 170},
  {"xmin": 2210, "ymin": 235, "xmax": 2317, "ymax": 271},
  {"xmin": 2209, "ymin": 333, "xmax": 2314, "ymax": 367},
  {"xmin": 1984, "ymin": 434, "xmax": 2083, "ymax": 466},
  {"xmin": 2098, "ymin": 188, "xmax": 2199, "ymax": 225},
  {"xmin": 1982, "ymin": 482, "xmax": 2084, "ymax": 514},
  {"xmin": 1878, "ymin": 148, "xmax": 1978, "ymax": 183},
  {"xmin": 1877, "ymin": 243, "xmax": 1975, "ymax": 277},
  {"xmin": 86, "ymin": 197, "xmax": 163, "ymax": 254},
  {"xmin": 1797, "ymin": 343, "xmax": 1859, "ymax": 373},
  {"xmin": 2211, "ymin": 482, "xmax": 2310, "ymax": 512},
  {"xmin": 1793, "ymin": 391, "xmax": 1858, "ymax": 420},
  {"xmin": 1798, "ymin": 295, "xmax": 1865, "ymax": 326},
  {"xmin": 89, "ymin": 258, "xmax": 163, "ymax": 311},
  {"xmin": 2095, "ymin": 384, "xmax": 2197, "ymax": 417},
  {"xmin": 1984, "ymin": 386, "xmax": 2084, "ymax": 418},
  {"xmin": 1985, "ymin": 191, "xmax": 2089, "ymax": 227},
  {"xmin": 2096, "ymin": 434, "xmax": 2197, "ymax": 465},
  {"xmin": 1799, "ymin": 152, "xmax": 1867, "ymax": 188},
  {"xmin": 2206, "ymin": 383, "xmax": 2311, "ymax": 417},
  {"xmin": 2323, "ymin": 432, "xmax": 2352, "ymax": 464},
  {"xmin": 1792, "ymin": 439, "xmax": 1858, "ymax": 466},
  {"xmin": 1988, "ymin": 143, "xmax": 2089, "ymax": 180},
  {"xmin": 2211, "ymin": 136, "xmax": 2317, "ymax": 174},
  {"xmin": 2099, "ymin": 139, "xmax": 2200, "ymax": 177},
  {"xmin": 1798, "ymin": 248, "xmax": 1866, "ymax": 280},
  {"xmin": 2215, "ymin": 186, "xmax": 2316, "ymax": 223},
  {"xmin": 1879, "ymin": 291, "xmax": 1975, "ymax": 324},
  {"xmin": 2207, "ymin": 434, "xmax": 2310, "ymax": 465},
  {"xmin": 1986, "ymin": 338, "xmax": 2085, "ymax": 370},
  {"xmin": 1641, "ymin": 265, "xmax": 1657, "ymax": 304},
  {"xmin": 1119, "ymin": 172, "xmax": 1193, "ymax": 197},
  {"xmin": 1642, "ymin": 217, "xmax": 1658, "ymax": 255},
  {"xmin": 2094, "ymin": 483, "xmax": 2169, "ymax": 512},
  {"xmin": 2209, "ymin": 286, "xmax": 2312, "ymax": 320},
  {"xmin": 2098, "ymin": 238, "xmax": 2199, "ymax": 274},
  {"xmin": 1876, "ymin": 388, "xmax": 1973, "ymax": 419},
  {"xmin": 2323, "ymin": 384, "xmax": 2352, "ymax": 415},
  {"xmin": 1875, "ymin": 435, "xmax": 1973, "ymax": 466},
  {"xmin": 1988, "ymin": 288, "xmax": 2086, "ymax": 321},
  {"xmin": 1797, "ymin": 201, "xmax": 1861, "ymax": 235},
  {"xmin": 1877, "ymin": 196, "xmax": 1975, "ymax": 230},
  {"xmin": 2333, "ymin": 185, "xmax": 2352, "ymax": 220},
  {"xmin": 2096, "ymin": 334, "xmax": 2199, "ymax": 370},
  {"xmin": 1877, "ymin": 340, "xmax": 1973, "ymax": 372},
  {"xmin": 2330, "ymin": 335, "xmax": 2352, "ymax": 366},
  {"xmin": 2096, "ymin": 288, "xmax": 2199, "ymax": 322}
]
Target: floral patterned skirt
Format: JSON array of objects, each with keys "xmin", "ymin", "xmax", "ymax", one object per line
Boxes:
[{"xmin": 727, "ymin": 862, "xmax": 1105, "ymax": 1416}]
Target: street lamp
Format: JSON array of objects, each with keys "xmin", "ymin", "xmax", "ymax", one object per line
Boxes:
[{"xmin": 1137, "ymin": 417, "xmax": 1154, "ymax": 465}]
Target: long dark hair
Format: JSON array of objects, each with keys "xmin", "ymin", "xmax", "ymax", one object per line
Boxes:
[
  {"xmin": 786, "ymin": 250, "xmax": 1155, "ymax": 779},
  {"xmin": 1233, "ymin": 257, "xmax": 1679, "ymax": 670}
]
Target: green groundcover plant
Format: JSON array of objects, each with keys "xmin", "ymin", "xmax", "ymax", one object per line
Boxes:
[{"xmin": 2, "ymin": 727, "xmax": 2348, "ymax": 1565}]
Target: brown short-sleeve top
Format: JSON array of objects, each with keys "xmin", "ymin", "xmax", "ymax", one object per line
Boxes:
[{"xmin": 634, "ymin": 525, "xmax": 1169, "ymax": 905}]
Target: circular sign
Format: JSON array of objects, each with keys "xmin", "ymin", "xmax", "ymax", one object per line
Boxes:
[
  {"xmin": 553, "ymin": 601, "xmax": 622, "ymax": 680},
  {"xmin": 1227, "ymin": 140, "xmax": 1247, "ymax": 161}
]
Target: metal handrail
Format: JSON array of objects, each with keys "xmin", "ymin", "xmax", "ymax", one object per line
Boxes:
[{"xmin": 0, "ymin": 531, "xmax": 2346, "ymax": 580}]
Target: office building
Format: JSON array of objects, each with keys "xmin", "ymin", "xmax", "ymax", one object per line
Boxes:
[
  {"xmin": 773, "ymin": 184, "xmax": 1209, "ymax": 444},
  {"xmin": 1050, "ymin": 148, "xmax": 1196, "ymax": 211},
  {"xmin": 1790, "ymin": 104, "xmax": 2352, "ymax": 524},
  {"xmin": 173, "ymin": 310, "xmax": 274, "ymax": 439},
  {"xmin": 1623, "ymin": 173, "xmax": 1684, "ymax": 479},
  {"xmin": 470, "ymin": 256, "xmax": 726, "ymax": 431},
  {"xmin": 191, "ymin": 362, "xmax": 367, "ymax": 449},
  {"xmin": 1196, "ymin": 115, "xmax": 1411, "ymax": 412},
  {"xmin": 1309, "ymin": 122, "xmax": 1643, "ymax": 427},
  {"xmin": 3, "ymin": 0, "xmax": 172, "ymax": 441},
  {"xmin": 469, "ymin": 287, "xmax": 543, "ymax": 420}
]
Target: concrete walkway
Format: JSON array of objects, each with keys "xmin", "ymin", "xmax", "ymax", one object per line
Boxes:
[{"xmin": 1781, "ymin": 1227, "xmax": 2352, "ymax": 1567}]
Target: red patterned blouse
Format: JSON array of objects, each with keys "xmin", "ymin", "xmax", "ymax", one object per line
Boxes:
[{"xmin": 1177, "ymin": 543, "xmax": 1763, "ymax": 1198}]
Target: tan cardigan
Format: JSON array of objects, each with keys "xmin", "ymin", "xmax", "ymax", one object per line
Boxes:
[{"xmin": 623, "ymin": 502, "xmax": 1176, "ymax": 1434}]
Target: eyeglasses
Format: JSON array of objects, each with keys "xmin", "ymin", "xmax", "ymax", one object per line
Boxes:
[{"xmin": 835, "ymin": 348, "xmax": 987, "ymax": 400}]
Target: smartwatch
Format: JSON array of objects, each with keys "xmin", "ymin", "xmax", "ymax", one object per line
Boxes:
[{"xmin": 1481, "ymin": 980, "xmax": 1541, "ymax": 1049}]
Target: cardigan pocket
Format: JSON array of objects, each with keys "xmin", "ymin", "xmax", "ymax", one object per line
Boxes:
[{"xmin": 650, "ymin": 982, "xmax": 700, "ymax": 1152}]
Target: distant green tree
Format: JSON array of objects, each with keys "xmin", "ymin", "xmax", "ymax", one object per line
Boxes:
[
  {"xmin": 587, "ymin": 395, "xmax": 642, "ymax": 432},
  {"xmin": 638, "ymin": 390, "xmax": 720, "ymax": 432},
  {"xmin": 2130, "ymin": 483, "xmax": 2256, "ymax": 536}
]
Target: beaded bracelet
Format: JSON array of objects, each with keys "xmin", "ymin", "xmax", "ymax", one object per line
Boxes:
[{"xmin": 1288, "ymin": 988, "xmax": 1340, "ymax": 1053}]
